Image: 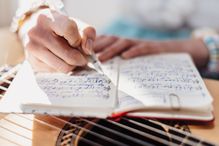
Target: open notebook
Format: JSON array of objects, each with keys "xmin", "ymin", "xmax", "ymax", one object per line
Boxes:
[{"xmin": 0, "ymin": 53, "xmax": 214, "ymax": 121}]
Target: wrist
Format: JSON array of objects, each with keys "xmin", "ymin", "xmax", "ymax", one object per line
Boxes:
[
  {"xmin": 189, "ymin": 39, "xmax": 209, "ymax": 68},
  {"xmin": 156, "ymin": 40, "xmax": 179, "ymax": 53},
  {"xmin": 157, "ymin": 39, "xmax": 209, "ymax": 68}
]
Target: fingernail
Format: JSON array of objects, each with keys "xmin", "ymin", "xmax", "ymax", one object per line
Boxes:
[{"xmin": 85, "ymin": 39, "xmax": 93, "ymax": 55}]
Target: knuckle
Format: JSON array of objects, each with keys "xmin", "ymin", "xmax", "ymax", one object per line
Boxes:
[
  {"xmin": 64, "ymin": 21, "xmax": 81, "ymax": 46},
  {"xmin": 37, "ymin": 14, "xmax": 47, "ymax": 26},
  {"xmin": 28, "ymin": 25, "xmax": 47, "ymax": 40},
  {"xmin": 69, "ymin": 38, "xmax": 81, "ymax": 47},
  {"xmin": 66, "ymin": 20, "xmax": 78, "ymax": 32}
]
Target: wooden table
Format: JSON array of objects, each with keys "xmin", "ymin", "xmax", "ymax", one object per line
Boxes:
[
  {"xmin": 0, "ymin": 27, "xmax": 24, "ymax": 66},
  {"xmin": 190, "ymin": 79, "xmax": 219, "ymax": 144},
  {"xmin": 0, "ymin": 28, "xmax": 219, "ymax": 145}
]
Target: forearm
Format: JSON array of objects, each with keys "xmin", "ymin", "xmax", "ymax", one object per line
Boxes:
[{"xmin": 160, "ymin": 39, "xmax": 209, "ymax": 68}]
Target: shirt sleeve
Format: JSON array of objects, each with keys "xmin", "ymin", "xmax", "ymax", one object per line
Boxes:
[
  {"xmin": 192, "ymin": 28, "xmax": 219, "ymax": 79},
  {"xmin": 17, "ymin": 0, "xmax": 64, "ymax": 15},
  {"xmin": 201, "ymin": 35, "xmax": 219, "ymax": 80}
]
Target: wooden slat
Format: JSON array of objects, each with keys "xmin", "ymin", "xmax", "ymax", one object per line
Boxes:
[
  {"xmin": 0, "ymin": 119, "xmax": 32, "ymax": 140},
  {"xmin": 4, "ymin": 114, "xmax": 34, "ymax": 130},
  {"xmin": 0, "ymin": 126, "xmax": 32, "ymax": 146},
  {"xmin": 0, "ymin": 137, "xmax": 19, "ymax": 146}
]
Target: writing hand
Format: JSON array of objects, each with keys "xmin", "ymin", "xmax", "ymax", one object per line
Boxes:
[{"xmin": 21, "ymin": 9, "xmax": 96, "ymax": 73}]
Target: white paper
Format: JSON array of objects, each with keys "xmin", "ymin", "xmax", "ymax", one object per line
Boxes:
[
  {"xmin": 117, "ymin": 53, "xmax": 213, "ymax": 111},
  {"xmin": 34, "ymin": 73, "xmax": 116, "ymax": 108},
  {"xmin": 0, "ymin": 54, "xmax": 213, "ymax": 120},
  {"xmin": 0, "ymin": 61, "xmax": 117, "ymax": 117}
]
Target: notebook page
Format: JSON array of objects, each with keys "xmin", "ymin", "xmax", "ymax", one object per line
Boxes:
[
  {"xmin": 31, "ymin": 58, "xmax": 120, "ymax": 108},
  {"xmin": 33, "ymin": 72, "xmax": 116, "ymax": 108},
  {"xmin": 0, "ymin": 61, "xmax": 117, "ymax": 116},
  {"xmin": 101, "ymin": 57, "xmax": 120, "ymax": 85},
  {"xmin": 116, "ymin": 53, "xmax": 212, "ymax": 112}
]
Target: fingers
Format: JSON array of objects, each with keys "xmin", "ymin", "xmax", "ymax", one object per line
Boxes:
[
  {"xmin": 36, "ymin": 12, "xmax": 94, "ymax": 62},
  {"xmin": 121, "ymin": 43, "xmax": 150, "ymax": 59},
  {"xmin": 121, "ymin": 41, "xmax": 164, "ymax": 59},
  {"xmin": 26, "ymin": 41, "xmax": 76, "ymax": 73},
  {"xmin": 94, "ymin": 35, "xmax": 119, "ymax": 53},
  {"xmin": 98, "ymin": 38, "xmax": 135, "ymax": 62},
  {"xmin": 45, "ymin": 33, "xmax": 87, "ymax": 66},
  {"xmin": 28, "ymin": 17, "xmax": 87, "ymax": 67},
  {"xmin": 24, "ymin": 9, "xmax": 97, "ymax": 73},
  {"xmin": 49, "ymin": 11, "xmax": 81, "ymax": 47},
  {"xmin": 28, "ymin": 54, "xmax": 57, "ymax": 73}
]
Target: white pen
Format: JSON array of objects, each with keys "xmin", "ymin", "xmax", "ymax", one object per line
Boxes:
[{"xmin": 87, "ymin": 51, "xmax": 104, "ymax": 74}]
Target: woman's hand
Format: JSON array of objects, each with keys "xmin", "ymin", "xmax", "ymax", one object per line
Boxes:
[
  {"xmin": 94, "ymin": 35, "xmax": 209, "ymax": 68},
  {"xmin": 20, "ymin": 9, "xmax": 96, "ymax": 73},
  {"xmin": 94, "ymin": 35, "xmax": 166, "ymax": 62}
]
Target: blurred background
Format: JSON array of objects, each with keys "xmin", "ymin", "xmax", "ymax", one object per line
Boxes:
[
  {"xmin": 1, "ymin": 0, "xmax": 219, "ymax": 34},
  {"xmin": 0, "ymin": 0, "xmax": 122, "ymax": 65},
  {"xmin": 0, "ymin": 0, "xmax": 17, "ymax": 27},
  {"xmin": 0, "ymin": 0, "xmax": 121, "ymax": 31},
  {"xmin": 1, "ymin": 0, "xmax": 219, "ymax": 65}
]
